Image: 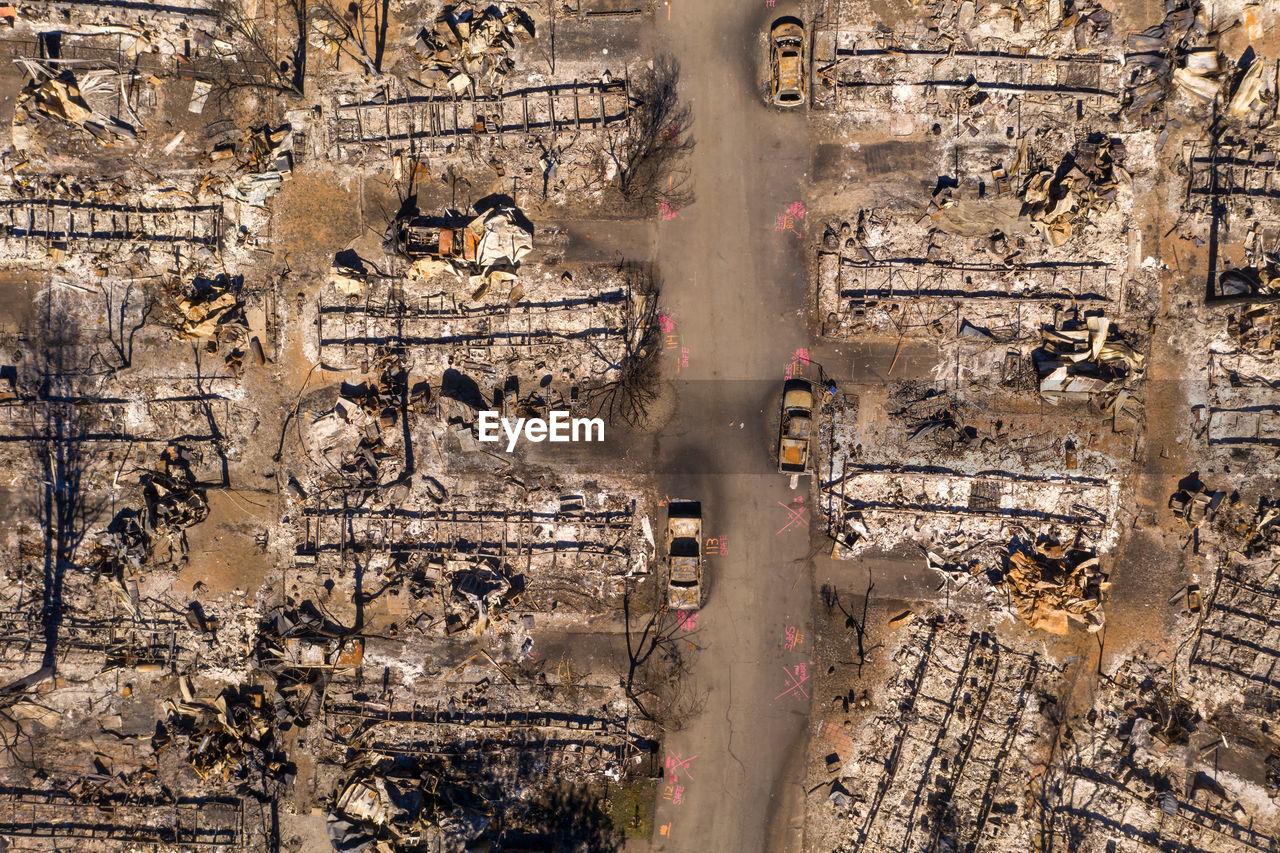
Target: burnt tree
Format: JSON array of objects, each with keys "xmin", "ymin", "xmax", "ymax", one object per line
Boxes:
[
  {"xmin": 585, "ymin": 262, "xmax": 662, "ymax": 428},
  {"xmin": 1, "ymin": 293, "xmax": 104, "ymax": 697},
  {"xmin": 212, "ymin": 0, "xmax": 308, "ymax": 96},
  {"xmin": 612, "ymin": 55, "xmax": 694, "ymax": 212}
]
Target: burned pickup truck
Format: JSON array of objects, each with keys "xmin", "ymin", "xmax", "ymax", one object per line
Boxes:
[{"xmin": 778, "ymin": 378, "xmax": 814, "ymax": 474}]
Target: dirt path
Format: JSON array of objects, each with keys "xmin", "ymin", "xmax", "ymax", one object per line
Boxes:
[{"xmin": 646, "ymin": 2, "xmax": 815, "ymax": 850}]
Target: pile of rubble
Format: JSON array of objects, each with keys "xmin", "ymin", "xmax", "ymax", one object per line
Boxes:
[
  {"xmin": 329, "ymin": 762, "xmax": 491, "ymax": 852},
  {"xmin": 14, "ymin": 59, "xmax": 139, "ymax": 143},
  {"xmin": 924, "ymin": 534, "xmax": 1108, "ymax": 633},
  {"xmin": 254, "ymin": 604, "xmax": 362, "ymax": 728},
  {"xmin": 1223, "ymin": 304, "xmax": 1280, "ymax": 357},
  {"xmin": 870, "ymin": 384, "xmax": 1120, "ymax": 474},
  {"xmin": 175, "ymin": 275, "xmax": 245, "ymax": 340},
  {"xmin": 1049, "ymin": 657, "xmax": 1280, "ymax": 851},
  {"xmin": 142, "ymin": 448, "xmax": 210, "ymax": 536},
  {"xmin": 314, "ymin": 247, "xmax": 653, "ymax": 392},
  {"xmin": 286, "ymin": 474, "xmax": 648, "ymax": 633},
  {"xmin": 1127, "ymin": 7, "xmax": 1277, "ymax": 121},
  {"xmin": 1178, "ymin": 490, "xmax": 1280, "ymax": 726},
  {"xmin": 306, "ymin": 374, "xmax": 409, "ymax": 487},
  {"xmin": 205, "ymin": 122, "xmax": 295, "ymax": 208},
  {"xmin": 88, "ymin": 447, "xmax": 209, "ymax": 592},
  {"xmin": 821, "ymin": 375, "xmax": 1126, "ymax": 632},
  {"xmin": 89, "ymin": 508, "xmax": 151, "ymax": 583},
  {"xmin": 1004, "ymin": 536, "xmax": 1107, "ymax": 633},
  {"xmin": 809, "ymin": 613, "xmax": 1062, "ymax": 852},
  {"xmin": 1169, "ymin": 477, "xmax": 1224, "ymax": 526},
  {"xmin": 1035, "ymin": 314, "xmax": 1145, "ymax": 405},
  {"xmin": 315, "ymin": 675, "xmax": 648, "ymax": 853},
  {"xmin": 255, "ymin": 604, "xmax": 363, "ymax": 673},
  {"xmin": 1020, "ymin": 138, "xmax": 1126, "ymax": 248},
  {"xmin": 814, "ymin": 126, "xmax": 1145, "ymax": 349},
  {"xmin": 412, "ymin": 3, "xmax": 535, "ymax": 93},
  {"xmin": 158, "ymin": 678, "xmax": 294, "ymax": 798},
  {"xmin": 439, "ymin": 557, "xmax": 523, "ymax": 635},
  {"xmin": 1240, "ymin": 496, "xmax": 1280, "ymax": 557}
]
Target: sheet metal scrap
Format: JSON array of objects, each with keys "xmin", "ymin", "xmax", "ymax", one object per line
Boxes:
[
  {"xmin": 1217, "ymin": 260, "xmax": 1280, "ymax": 301},
  {"xmin": 342, "ymin": 352, "xmax": 409, "ymax": 431},
  {"xmin": 1020, "ymin": 138, "xmax": 1125, "ymax": 248},
  {"xmin": 413, "ymin": 3, "xmax": 535, "ymax": 92},
  {"xmin": 176, "ymin": 276, "xmax": 245, "ymax": 340},
  {"xmin": 1172, "ymin": 47, "xmax": 1223, "ymax": 102},
  {"xmin": 158, "ymin": 679, "xmax": 292, "ymax": 795},
  {"xmin": 13, "ymin": 60, "xmax": 138, "ymax": 142},
  {"xmin": 1226, "ymin": 57, "xmax": 1279, "ymax": 122},
  {"xmin": 1122, "ymin": 0, "xmax": 1211, "ymax": 117},
  {"xmin": 1064, "ymin": 0, "xmax": 1114, "ymax": 45},
  {"xmin": 1005, "ymin": 538, "xmax": 1109, "ymax": 634},
  {"xmin": 328, "ymin": 764, "xmax": 490, "ymax": 852},
  {"xmin": 1036, "ymin": 314, "xmax": 1145, "ymax": 404},
  {"xmin": 907, "ymin": 411, "xmax": 972, "ymax": 445}
]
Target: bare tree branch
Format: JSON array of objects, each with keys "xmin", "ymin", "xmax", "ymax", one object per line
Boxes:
[
  {"xmin": 100, "ymin": 281, "xmax": 153, "ymax": 372},
  {"xmin": 310, "ymin": 0, "xmax": 383, "ymax": 76},
  {"xmin": 211, "ymin": 0, "xmax": 307, "ymax": 96},
  {"xmin": 610, "ymin": 55, "xmax": 694, "ymax": 212},
  {"xmin": 585, "ymin": 262, "xmax": 662, "ymax": 427}
]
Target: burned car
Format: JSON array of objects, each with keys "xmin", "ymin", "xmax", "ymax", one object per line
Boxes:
[
  {"xmin": 393, "ymin": 215, "xmax": 478, "ymax": 261},
  {"xmin": 769, "ymin": 17, "xmax": 806, "ymax": 107},
  {"xmin": 665, "ymin": 501, "xmax": 703, "ymax": 611},
  {"xmin": 389, "ymin": 206, "xmax": 532, "ymax": 274}
]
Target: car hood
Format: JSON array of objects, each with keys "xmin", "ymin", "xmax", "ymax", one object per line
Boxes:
[{"xmin": 783, "ymin": 388, "xmax": 813, "ymax": 409}]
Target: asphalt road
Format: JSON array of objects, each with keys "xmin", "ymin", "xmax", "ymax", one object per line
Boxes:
[{"xmin": 646, "ymin": 2, "xmax": 816, "ymax": 850}]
